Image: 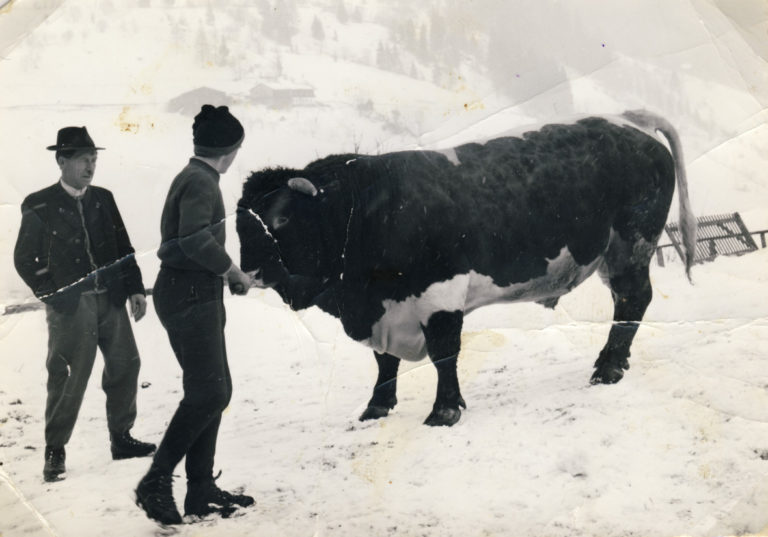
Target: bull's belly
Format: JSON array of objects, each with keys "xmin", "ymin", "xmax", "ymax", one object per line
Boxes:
[
  {"xmin": 364, "ymin": 247, "xmax": 602, "ymax": 361},
  {"xmin": 465, "ymin": 246, "xmax": 603, "ymax": 311}
]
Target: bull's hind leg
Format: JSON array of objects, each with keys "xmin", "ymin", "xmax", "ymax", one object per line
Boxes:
[
  {"xmin": 592, "ymin": 230, "xmax": 657, "ymax": 384},
  {"xmin": 591, "ymin": 265, "xmax": 652, "ymax": 384},
  {"xmin": 359, "ymin": 352, "xmax": 400, "ymax": 421},
  {"xmin": 423, "ymin": 311, "xmax": 467, "ymax": 426}
]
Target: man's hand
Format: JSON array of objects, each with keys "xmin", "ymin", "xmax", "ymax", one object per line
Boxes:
[
  {"xmin": 225, "ymin": 264, "xmax": 252, "ymax": 296},
  {"xmin": 129, "ymin": 293, "xmax": 147, "ymax": 321}
]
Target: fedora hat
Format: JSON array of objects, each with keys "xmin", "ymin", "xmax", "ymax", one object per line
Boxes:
[{"xmin": 46, "ymin": 126, "xmax": 105, "ymax": 151}]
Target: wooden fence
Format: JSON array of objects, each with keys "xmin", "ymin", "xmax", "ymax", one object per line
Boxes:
[{"xmin": 657, "ymin": 212, "xmax": 764, "ymax": 267}]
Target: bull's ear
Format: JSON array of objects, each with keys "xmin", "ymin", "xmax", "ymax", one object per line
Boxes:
[{"xmin": 287, "ymin": 177, "xmax": 318, "ymax": 197}]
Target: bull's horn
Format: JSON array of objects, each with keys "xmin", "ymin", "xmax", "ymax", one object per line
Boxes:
[{"xmin": 287, "ymin": 177, "xmax": 318, "ymax": 197}]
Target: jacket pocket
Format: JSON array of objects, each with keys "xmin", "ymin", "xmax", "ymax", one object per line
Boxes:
[{"xmin": 188, "ymin": 274, "xmax": 221, "ymax": 304}]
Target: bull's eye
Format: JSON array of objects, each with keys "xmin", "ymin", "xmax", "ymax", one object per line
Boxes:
[{"xmin": 272, "ymin": 216, "xmax": 290, "ymax": 229}]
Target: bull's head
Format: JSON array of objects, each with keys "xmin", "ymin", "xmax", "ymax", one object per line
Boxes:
[{"xmin": 236, "ymin": 166, "xmax": 350, "ymax": 310}]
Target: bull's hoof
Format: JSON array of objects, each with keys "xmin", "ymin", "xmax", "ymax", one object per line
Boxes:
[
  {"xmin": 590, "ymin": 364, "xmax": 626, "ymax": 385},
  {"xmin": 359, "ymin": 405, "xmax": 391, "ymax": 421},
  {"xmin": 424, "ymin": 406, "xmax": 461, "ymax": 427}
]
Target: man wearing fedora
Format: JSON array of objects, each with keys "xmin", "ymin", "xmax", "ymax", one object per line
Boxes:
[
  {"xmin": 14, "ymin": 126, "xmax": 156, "ymax": 483},
  {"xmin": 135, "ymin": 105, "xmax": 254, "ymax": 525}
]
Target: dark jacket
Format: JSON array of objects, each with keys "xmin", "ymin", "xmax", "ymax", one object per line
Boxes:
[
  {"xmin": 157, "ymin": 158, "xmax": 232, "ymax": 275},
  {"xmin": 14, "ymin": 182, "xmax": 145, "ymax": 314}
]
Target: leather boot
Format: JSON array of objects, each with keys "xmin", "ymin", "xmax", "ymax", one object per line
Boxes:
[
  {"xmin": 110, "ymin": 431, "xmax": 156, "ymax": 460},
  {"xmin": 184, "ymin": 476, "xmax": 255, "ymax": 517},
  {"xmin": 43, "ymin": 446, "xmax": 66, "ymax": 482},
  {"xmin": 135, "ymin": 470, "xmax": 182, "ymax": 525}
]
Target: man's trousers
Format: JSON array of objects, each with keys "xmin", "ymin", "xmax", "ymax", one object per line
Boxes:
[
  {"xmin": 44, "ymin": 291, "xmax": 140, "ymax": 447},
  {"xmin": 150, "ymin": 268, "xmax": 232, "ymax": 483}
]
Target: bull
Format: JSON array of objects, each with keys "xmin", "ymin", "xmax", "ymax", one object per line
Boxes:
[{"xmin": 236, "ymin": 110, "xmax": 696, "ymax": 426}]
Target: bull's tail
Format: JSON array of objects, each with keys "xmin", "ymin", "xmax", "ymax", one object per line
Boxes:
[{"xmin": 622, "ymin": 110, "xmax": 697, "ymax": 281}]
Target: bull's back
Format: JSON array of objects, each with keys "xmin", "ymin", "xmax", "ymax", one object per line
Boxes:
[
  {"xmin": 358, "ymin": 118, "xmax": 671, "ymax": 287},
  {"xmin": 472, "ymin": 118, "xmax": 670, "ymax": 266}
]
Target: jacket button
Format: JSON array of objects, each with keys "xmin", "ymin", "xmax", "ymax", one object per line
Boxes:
[
  {"xmin": 52, "ymin": 230, "xmax": 57, "ymax": 235},
  {"xmin": 75, "ymin": 258, "xmax": 81, "ymax": 263},
  {"xmin": 75, "ymin": 238, "xmax": 81, "ymax": 244}
]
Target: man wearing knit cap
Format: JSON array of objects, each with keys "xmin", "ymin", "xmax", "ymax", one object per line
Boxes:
[{"xmin": 136, "ymin": 105, "xmax": 254, "ymax": 525}]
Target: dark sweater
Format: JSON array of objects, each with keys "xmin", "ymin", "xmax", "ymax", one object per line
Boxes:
[{"xmin": 157, "ymin": 158, "xmax": 232, "ymax": 275}]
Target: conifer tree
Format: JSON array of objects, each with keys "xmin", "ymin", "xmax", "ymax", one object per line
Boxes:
[{"xmin": 312, "ymin": 15, "xmax": 325, "ymax": 41}]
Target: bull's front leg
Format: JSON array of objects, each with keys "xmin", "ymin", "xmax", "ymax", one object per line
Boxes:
[
  {"xmin": 423, "ymin": 310, "xmax": 466, "ymax": 427},
  {"xmin": 359, "ymin": 352, "xmax": 400, "ymax": 421}
]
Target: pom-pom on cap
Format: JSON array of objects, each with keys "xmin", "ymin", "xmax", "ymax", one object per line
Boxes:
[{"xmin": 193, "ymin": 104, "xmax": 244, "ymax": 157}]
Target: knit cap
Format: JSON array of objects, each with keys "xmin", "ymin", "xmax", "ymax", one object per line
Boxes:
[{"xmin": 192, "ymin": 105, "xmax": 244, "ymax": 157}]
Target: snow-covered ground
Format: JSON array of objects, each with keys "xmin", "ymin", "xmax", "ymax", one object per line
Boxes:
[{"xmin": 1, "ymin": 248, "xmax": 768, "ymax": 537}]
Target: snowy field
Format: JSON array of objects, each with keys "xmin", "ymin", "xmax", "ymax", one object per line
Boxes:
[{"xmin": 2, "ymin": 248, "xmax": 768, "ymax": 537}]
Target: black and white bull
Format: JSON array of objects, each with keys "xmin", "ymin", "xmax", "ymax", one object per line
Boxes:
[{"xmin": 236, "ymin": 110, "xmax": 696, "ymax": 426}]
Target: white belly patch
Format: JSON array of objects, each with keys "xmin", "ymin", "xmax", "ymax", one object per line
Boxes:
[
  {"xmin": 466, "ymin": 246, "xmax": 601, "ymax": 311},
  {"xmin": 364, "ymin": 247, "xmax": 602, "ymax": 361},
  {"xmin": 365, "ymin": 274, "xmax": 470, "ymax": 361}
]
